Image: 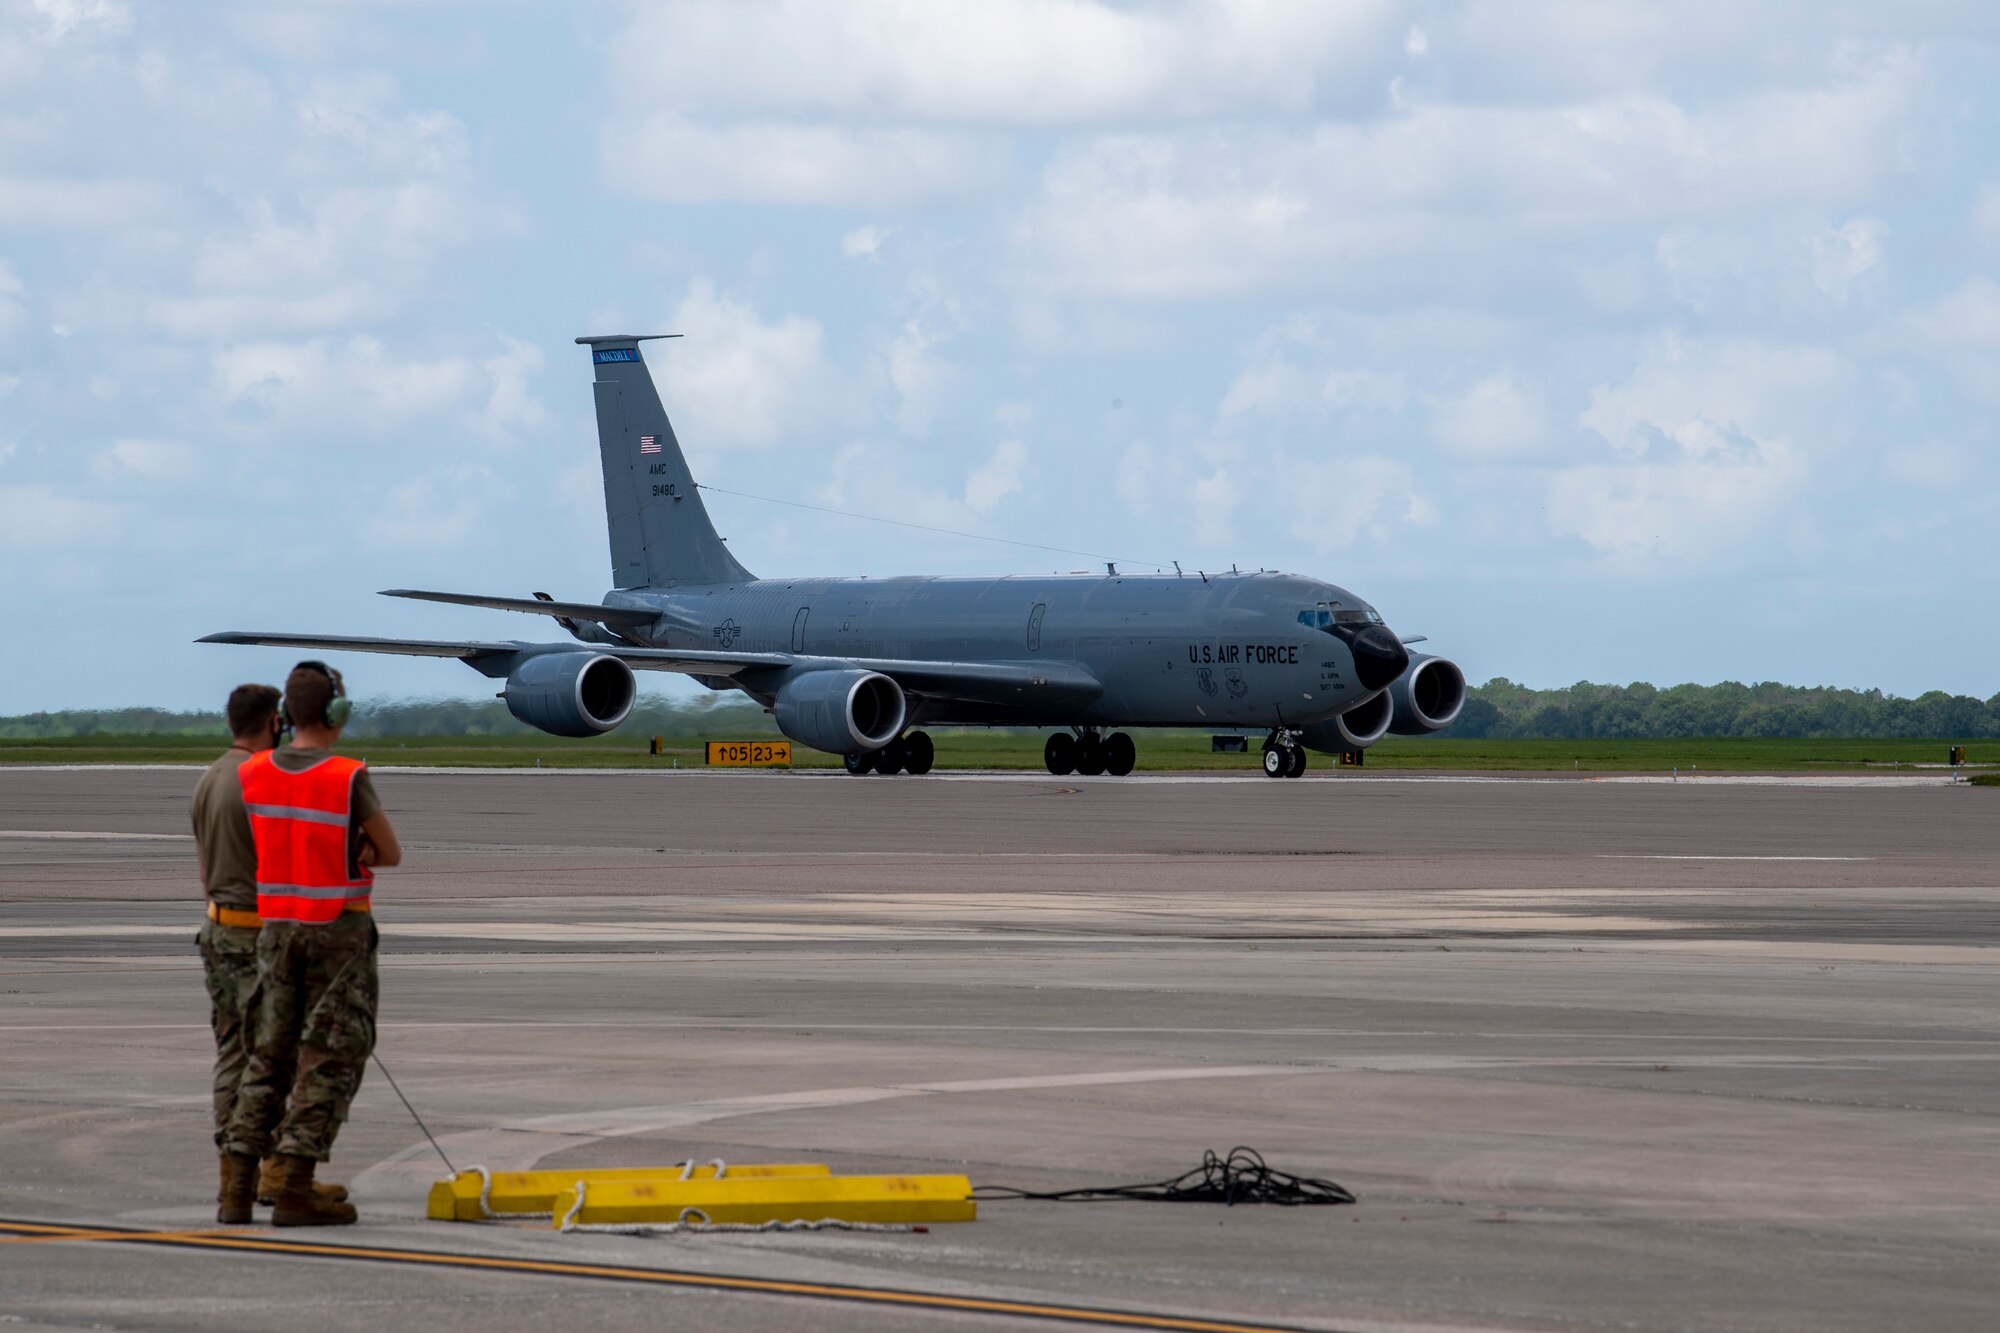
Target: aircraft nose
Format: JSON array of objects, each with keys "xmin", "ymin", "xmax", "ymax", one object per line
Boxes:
[{"xmin": 1349, "ymin": 625, "xmax": 1409, "ymax": 693}]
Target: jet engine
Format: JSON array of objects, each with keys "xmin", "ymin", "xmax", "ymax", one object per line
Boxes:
[
  {"xmin": 772, "ymin": 668, "xmax": 907, "ymax": 754},
  {"xmin": 1299, "ymin": 690, "xmax": 1393, "ymax": 753},
  {"xmin": 1387, "ymin": 653, "xmax": 1466, "ymax": 735},
  {"xmin": 501, "ymin": 652, "xmax": 636, "ymax": 737}
]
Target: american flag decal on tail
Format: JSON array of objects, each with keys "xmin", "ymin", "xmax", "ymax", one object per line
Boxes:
[{"xmin": 639, "ymin": 435, "xmax": 661, "ymax": 454}]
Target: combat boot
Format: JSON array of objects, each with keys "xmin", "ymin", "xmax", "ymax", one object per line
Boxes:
[
  {"xmin": 217, "ymin": 1152, "xmax": 259, "ymax": 1225},
  {"xmin": 257, "ymin": 1158, "xmax": 348, "ymax": 1206},
  {"xmin": 268, "ymin": 1154, "xmax": 357, "ymax": 1227}
]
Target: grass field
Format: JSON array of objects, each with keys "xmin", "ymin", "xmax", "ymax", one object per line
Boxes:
[{"xmin": 1, "ymin": 732, "xmax": 1988, "ymax": 773}]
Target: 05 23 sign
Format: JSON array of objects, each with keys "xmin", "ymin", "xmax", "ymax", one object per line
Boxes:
[{"xmin": 705, "ymin": 741, "xmax": 792, "ymax": 767}]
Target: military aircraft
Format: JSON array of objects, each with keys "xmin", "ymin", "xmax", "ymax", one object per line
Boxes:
[{"xmin": 202, "ymin": 335, "xmax": 1464, "ymax": 777}]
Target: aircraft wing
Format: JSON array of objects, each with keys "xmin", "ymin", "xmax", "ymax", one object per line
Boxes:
[
  {"xmin": 196, "ymin": 631, "xmax": 790, "ymax": 677},
  {"xmin": 198, "ymin": 633, "xmax": 1099, "ymax": 701},
  {"xmin": 841, "ymin": 657, "xmax": 1103, "ymax": 707}
]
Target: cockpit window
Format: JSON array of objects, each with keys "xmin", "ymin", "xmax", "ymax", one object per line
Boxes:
[
  {"xmin": 1298, "ymin": 610, "xmax": 1315, "ymax": 627},
  {"xmin": 1332, "ymin": 609, "xmax": 1383, "ymax": 626}
]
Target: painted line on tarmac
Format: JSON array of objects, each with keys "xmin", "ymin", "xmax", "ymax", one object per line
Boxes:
[
  {"xmin": 0, "ymin": 764, "xmax": 1960, "ymax": 787},
  {"xmin": 0, "ymin": 1217, "xmax": 1328, "ymax": 1333},
  {"xmin": 0, "ymin": 829, "xmax": 194, "ymax": 841},
  {"xmin": 1599, "ymin": 855, "xmax": 1874, "ymax": 862}
]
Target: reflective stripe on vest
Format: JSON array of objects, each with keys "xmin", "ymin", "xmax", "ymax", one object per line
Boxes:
[{"xmin": 239, "ymin": 750, "xmax": 373, "ymax": 924}]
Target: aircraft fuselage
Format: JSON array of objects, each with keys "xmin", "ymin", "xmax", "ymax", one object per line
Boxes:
[{"xmin": 599, "ymin": 569, "xmax": 1397, "ymax": 731}]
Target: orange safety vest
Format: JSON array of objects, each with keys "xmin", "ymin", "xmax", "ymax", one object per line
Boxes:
[{"xmin": 239, "ymin": 750, "xmax": 374, "ymax": 924}]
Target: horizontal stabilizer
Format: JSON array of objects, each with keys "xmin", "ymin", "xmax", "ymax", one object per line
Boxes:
[{"xmin": 380, "ymin": 589, "xmax": 660, "ymax": 629}]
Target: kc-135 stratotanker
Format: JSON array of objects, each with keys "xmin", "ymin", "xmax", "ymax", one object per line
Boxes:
[{"xmin": 202, "ymin": 335, "xmax": 1465, "ymax": 777}]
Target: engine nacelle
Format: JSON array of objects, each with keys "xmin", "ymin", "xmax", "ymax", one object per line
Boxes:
[
  {"xmin": 501, "ymin": 652, "xmax": 636, "ymax": 738},
  {"xmin": 1299, "ymin": 689, "xmax": 1393, "ymax": 753},
  {"xmin": 772, "ymin": 668, "xmax": 907, "ymax": 755},
  {"xmin": 1388, "ymin": 653, "xmax": 1466, "ymax": 735}
]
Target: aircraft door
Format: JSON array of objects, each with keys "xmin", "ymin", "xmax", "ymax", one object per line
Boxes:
[
  {"xmin": 791, "ymin": 606, "xmax": 809, "ymax": 653},
  {"xmin": 1027, "ymin": 602, "xmax": 1046, "ymax": 652}
]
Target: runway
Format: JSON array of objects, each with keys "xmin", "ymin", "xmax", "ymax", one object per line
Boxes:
[{"xmin": 2, "ymin": 767, "xmax": 1996, "ymax": 1331}]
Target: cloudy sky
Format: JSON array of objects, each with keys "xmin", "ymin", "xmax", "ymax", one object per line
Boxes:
[{"xmin": 3, "ymin": 0, "xmax": 1997, "ymax": 712}]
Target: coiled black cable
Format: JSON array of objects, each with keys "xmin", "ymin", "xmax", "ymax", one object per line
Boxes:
[{"xmin": 974, "ymin": 1146, "xmax": 1355, "ymax": 1206}]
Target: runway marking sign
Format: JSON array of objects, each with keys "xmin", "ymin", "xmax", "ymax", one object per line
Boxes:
[{"xmin": 705, "ymin": 740, "xmax": 791, "ymax": 767}]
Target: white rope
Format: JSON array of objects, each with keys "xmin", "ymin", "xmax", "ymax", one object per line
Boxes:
[
  {"xmin": 679, "ymin": 1157, "xmax": 727, "ymax": 1181},
  {"xmin": 467, "ymin": 1164, "xmax": 557, "ymax": 1220},
  {"xmin": 555, "ymin": 1182, "xmax": 916, "ymax": 1236}
]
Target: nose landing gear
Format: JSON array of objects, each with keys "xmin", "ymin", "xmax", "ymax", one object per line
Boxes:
[{"xmin": 1262, "ymin": 731, "xmax": 1309, "ymax": 778}]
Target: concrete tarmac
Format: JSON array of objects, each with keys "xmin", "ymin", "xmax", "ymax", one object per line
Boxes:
[{"xmin": 2, "ymin": 766, "xmax": 1996, "ymax": 1331}]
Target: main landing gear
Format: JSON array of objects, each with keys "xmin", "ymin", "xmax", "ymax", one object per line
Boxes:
[
  {"xmin": 1262, "ymin": 731, "xmax": 1309, "ymax": 779},
  {"xmin": 1044, "ymin": 729, "xmax": 1135, "ymax": 777},
  {"xmin": 843, "ymin": 730, "xmax": 936, "ymax": 776}
]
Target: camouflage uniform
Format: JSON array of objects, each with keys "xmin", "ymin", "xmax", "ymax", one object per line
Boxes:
[
  {"xmin": 190, "ymin": 747, "xmax": 266, "ymax": 1148},
  {"xmin": 224, "ymin": 911, "xmax": 378, "ymax": 1162},
  {"xmin": 196, "ymin": 919, "xmax": 261, "ymax": 1145}
]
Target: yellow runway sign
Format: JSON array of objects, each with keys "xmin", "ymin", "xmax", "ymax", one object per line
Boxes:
[{"xmin": 705, "ymin": 740, "xmax": 791, "ymax": 767}]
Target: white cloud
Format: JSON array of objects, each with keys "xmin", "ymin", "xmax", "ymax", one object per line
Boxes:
[
  {"xmin": 1115, "ymin": 439, "xmax": 1155, "ymax": 514},
  {"xmin": 365, "ymin": 464, "xmax": 505, "ymax": 549},
  {"xmin": 28, "ymin": 0, "xmax": 130, "ymax": 42},
  {"xmin": 614, "ymin": 118, "xmax": 1007, "ymax": 208},
  {"xmin": 1014, "ymin": 50, "xmax": 1923, "ymax": 299},
  {"xmin": 1219, "ymin": 359, "xmax": 1408, "ymax": 421},
  {"xmin": 1809, "ymin": 216, "xmax": 1887, "ymax": 301},
  {"xmin": 1900, "ymin": 275, "xmax": 2000, "ymax": 403},
  {"xmin": 963, "ymin": 438, "xmax": 1027, "ymax": 514},
  {"xmin": 609, "ymin": 0, "xmax": 1402, "ymax": 128},
  {"xmin": 1883, "ymin": 442, "xmax": 1974, "ymax": 488},
  {"xmin": 1557, "ymin": 337, "xmax": 1842, "ymax": 563},
  {"xmin": 1282, "ymin": 453, "xmax": 1436, "ymax": 553},
  {"xmin": 841, "ymin": 225, "xmax": 893, "ymax": 260},
  {"xmin": 662, "ymin": 280, "xmax": 834, "ymax": 452},
  {"xmin": 0, "ymin": 483, "xmax": 120, "ymax": 548},
  {"xmin": 0, "ymin": 176, "xmax": 176, "ymax": 230},
  {"xmin": 207, "ymin": 333, "xmax": 547, "ymax": 444},
  {"xmin": 0, "ymin": 258, "xmax": 21, "ymax": 337},
  {"xmin": 1430, "ymin": 371, "xmax": 1548, "ymax": 459},
  {"xmin": 90, "ymin": 438, "xmax": 196, "ymax": 482}
]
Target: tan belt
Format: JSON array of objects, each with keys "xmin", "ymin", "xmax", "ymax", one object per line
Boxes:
[{"xmin": 207, "ymin": 901, "xmax": 369, "ymax": 928}]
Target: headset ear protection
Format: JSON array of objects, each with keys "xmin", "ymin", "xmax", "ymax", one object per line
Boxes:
[{"xmin": 285, "ymin": 659, "xmax": 353, "ymax": 729}]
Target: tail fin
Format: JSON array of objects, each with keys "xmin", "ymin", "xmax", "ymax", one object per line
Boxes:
[{"xmin": 580, "ymin": 335, "xmax": 754, "ymax": 589}]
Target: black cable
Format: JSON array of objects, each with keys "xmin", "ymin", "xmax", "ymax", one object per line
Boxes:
[
  {"xmin": 973, "ymin": 1146, "xmax": 1355, "ymax": 1207},
  {"xmin": 371, "ymin": 1052, "xmax": 457, "ymax": 1175}
]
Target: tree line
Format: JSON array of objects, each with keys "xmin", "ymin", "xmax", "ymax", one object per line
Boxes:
[
  {"xmin": 3, "ymin": 680, "xmax": 1995, "ymax": 740},
  {"xmin": 1451, "ymin": 679, "xmax": 2000, "ymax": 740}
]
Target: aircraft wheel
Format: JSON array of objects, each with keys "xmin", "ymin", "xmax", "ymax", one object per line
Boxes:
[
  {"xmin": 1103, "ymin": 731, "xmax": 1136, "ymax": 777},
  {"xmin": 1286, "ymin": 745, "xmax": 1309, "ymax": 778},
  {"xmin": 1044, "ymin": 732, "xmax": 1077, "ymax": 776},
  {"xmin": 1075, "ymin": 736, "xmax": 1107, "ymax": 776},
  {"xmin": 875, "ymin": 738, "xmax": 906, "ymax": 775},
  {"xmin": 904, "ymin": 731, "xmax": 935, "ymax": 775},
  {"xmin": 843, "ymin": 751, "xmax": 875, "ymax": 775},
  {"xmin": 1261, "ymin": 744, "xmax": 1288, "ymax": 778}
]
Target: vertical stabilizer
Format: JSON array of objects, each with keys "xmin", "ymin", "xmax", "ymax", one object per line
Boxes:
[{"xmin": 579, "ymin": 335, "xmax": 754, "ymax": 589}]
